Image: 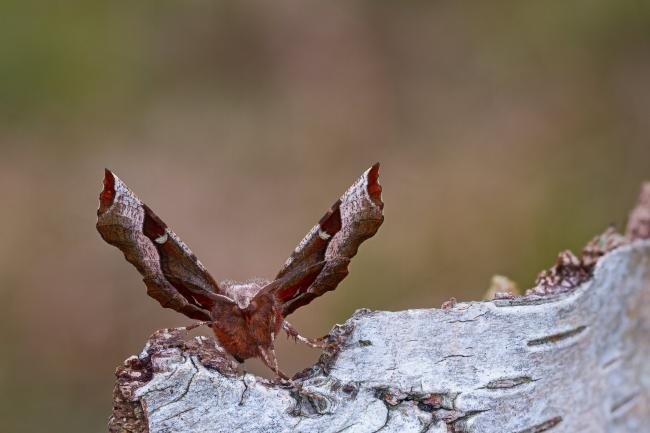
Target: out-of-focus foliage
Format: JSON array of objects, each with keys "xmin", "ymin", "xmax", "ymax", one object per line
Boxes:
[{"xmin": 1, "ymin": 2, "xmax": 649, "ymax": 432}]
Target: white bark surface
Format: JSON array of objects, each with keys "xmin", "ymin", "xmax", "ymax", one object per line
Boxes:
[{"xmin": 110, "ymin": 240, "xmax": 650, "ymax": 433}]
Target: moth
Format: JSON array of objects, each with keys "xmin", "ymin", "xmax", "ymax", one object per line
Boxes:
[{"xmin": 96, "ymin": 164, "xmax": 384, "ymax": 378}]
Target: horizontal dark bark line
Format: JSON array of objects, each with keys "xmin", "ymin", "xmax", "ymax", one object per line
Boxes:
[{"xmin": 527, "ymin": 325, "xmax": 587, "ymax": 347}]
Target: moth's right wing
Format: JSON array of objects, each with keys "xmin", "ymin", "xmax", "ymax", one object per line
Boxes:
[
  {"xmin": 257, "ymin": 163, "xmax": 384, "ymax": 316},
  {"xmin": 96, "ymin": 170, "xmax": 234, "ymax": 321}
]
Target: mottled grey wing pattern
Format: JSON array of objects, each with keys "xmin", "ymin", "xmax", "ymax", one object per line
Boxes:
[
  {"xmin": 96, "ymin": 170, "xmax": 233, "ymax": 321},
  {"xmin": 262, "ymin": 163, "xmax": 384, "ymax": 316}
]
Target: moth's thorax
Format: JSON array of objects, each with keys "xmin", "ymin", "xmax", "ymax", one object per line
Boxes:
[{"xmin": 219, "ymin": 278, "xmax": 270, "ymax": 308}]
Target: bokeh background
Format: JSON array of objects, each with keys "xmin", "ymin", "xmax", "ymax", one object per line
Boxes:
[{"xmin": 2, "ymin": 2, "xmax": 650, "ymax": 432}]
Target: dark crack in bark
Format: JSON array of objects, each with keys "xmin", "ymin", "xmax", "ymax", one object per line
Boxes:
[
  {"xmin": 515, "ymin": 416, "xmax": 562, "ymax": 433},
  {"xmin": 446, "ymin": 410, "xmax": 489, "ymax": 433},
  {"xmin": 527, "ymin": 326, "xmax": 587, "ymax": 347},
  {"xmin": 610, "ymin": 391, "xmax": 641, "ymax": 417},
  {"xmin": 481, "ymin": 376, "xmax": 537, "ymax": 390},
  {"xmin": 149, "ymin": 357, "xmax": 198, "ymax": 415},
  {"xmin": 435, "ymin": 354, "xmax": 474, "ymax": 364}
]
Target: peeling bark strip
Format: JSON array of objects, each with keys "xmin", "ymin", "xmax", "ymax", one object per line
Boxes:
[{"xmin": 110, "ymin": 184, "xmax": 650, "ymax": 433}]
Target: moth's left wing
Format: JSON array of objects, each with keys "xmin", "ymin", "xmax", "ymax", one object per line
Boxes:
[
  {"xmin": 96, "ymin": 170, "xmax": 233, "ymax": 321},
  {"xmin": 258, "ymin": 163, "xmax": 384, "ymax": 316}
]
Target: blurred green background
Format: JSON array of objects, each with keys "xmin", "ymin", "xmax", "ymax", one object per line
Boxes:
[{"xmin": 1, "ymin": 2, "xmax": 650, "ymax": 432}]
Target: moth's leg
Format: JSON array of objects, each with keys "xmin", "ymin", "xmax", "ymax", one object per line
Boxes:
[
  {"xmin": 183, "ymin": 320, "xmax": 213, "ymax": 332},
  {"xmin": 168, "ymin": 321, "xmax": 213, "ymax": 338},
  {"xmin": 156, "ymin": 321, "xmax": 212, "ymax": 338},
  {"xmin": 258, "ymin": 344, "xmax": 289, "ymax": 380},
  {"xmin": 282, "ymin": 320, "xmax": 325, "ymax": 348}
]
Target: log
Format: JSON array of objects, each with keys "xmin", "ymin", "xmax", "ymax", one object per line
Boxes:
[{"xmin": 109, "ymin": 184, "xmax": 650, "ymax": 433}]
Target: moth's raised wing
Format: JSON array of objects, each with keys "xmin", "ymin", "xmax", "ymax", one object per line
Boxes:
[
  {"xmin": 260, "ymin": 163, "xmax": 384, "ymax": 316},
  {"xmin": 96, "ymin": 170, "xmax": 233, "ymax": 320}
]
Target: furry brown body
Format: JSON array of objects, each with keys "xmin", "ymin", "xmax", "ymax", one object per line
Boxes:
[{"xmin": 210, "ymin": 285, "xmax": 279, "ymax": 362}]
